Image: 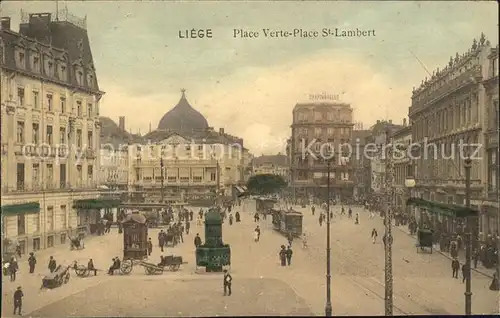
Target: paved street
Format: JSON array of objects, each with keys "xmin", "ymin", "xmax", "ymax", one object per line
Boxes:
[{"xmin": 4, "ymin": 201, "xmax": 499, "ymax": 317}]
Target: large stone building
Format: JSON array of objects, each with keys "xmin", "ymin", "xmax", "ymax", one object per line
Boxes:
[
  {"xmin": 252, "ymin": 154, "xmax": 289, "ymax": 181},
  {"xmin": 289, "ymin": 101, "xmax": 355, "ymax": 202},
  {"xmin": 408, "ymin": 34, "xmax": 497, "ymax": 236},
  {"xmin": 483, "ymin": 44, "xmax": 499, "ymax": 235},
  {"xmin": 130, "ymin": 90, "xmax": 250, "ymax": 204},
  {"xmin": 1, "ymin": 12, "xmax": 103, "ymax": 253}
]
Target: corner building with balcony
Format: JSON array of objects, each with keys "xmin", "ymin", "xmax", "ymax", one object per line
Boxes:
[
  {"xmin": 408, "ymin": 34, "xmax": 497, "ymax": 237},
  {"xmin": 0, "ymin": 12, "xmax": 104, "ymax": 254},
  {"xmin": 289, "ymin": 101, "xmax": 355, "ymax": 202}
]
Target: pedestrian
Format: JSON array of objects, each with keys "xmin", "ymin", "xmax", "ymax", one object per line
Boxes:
[
  {"xmin": 9, "ymin": 257, "xmax": 18, "ymax": 282},
  {"xmin": 28, "ymin": 252, "xmax": 36, "ymax": 273},
  {"xmin": 179, "ymin": 224, "xmax": 184, "ymax": 243},
  {"xmin": 147, "ymin": 238, "xmax": 153, "ymax": 256},
  {"xmin": 319, "ymin": 214, "xmax": 323, "ymax": 227},
  {"xmin": 159, "ymin": 230, "xmax": 165, "ymax": 252},
  {"xmin": 254, "ymin": 226, "xmax": 261, "ymax": 241},
  {"xmin": 451, "ymin": 258, "xmax": 460, "ymax": 279},
  {"xmin": 490, "ymin": 272, "xmax": 499, "ymax": 291},
  {"xmin": 194, "ymin": 233, "xmax": 202, "ymax": 247},
  {"xmin": 311, "ymin": 206, "xmax": 315, "ymax": 215},
  {"xmin": 189, "ymin": 210, "xmax": 194, "ymax": 221},
  {"xmin": 185, "ymin": 221, "xmax": 191, "ymax": 235},
  {"xmin": 13, "ymin": 286, "xmax": 23, "ymax": 316},
  {"xmin": 254, "ymin": 212, "xmax": 260, "ymax": 223},
  {"xmin": 355, "ymin": 213, "xmax": 359, "ymax": 225},
  {"xmin": 279, "ymin": 245, "xmax": 287, "ymax": 266},
  {"xmin": 371, "ymin": 228, "xmax": 378, "ymax": 244},
  {"xmin": 348, "ymin": 208, "xmax": 352, "ymax": 219},
  {"xmin": 223, "ymin": 269, "xmax": 232, "ymax": 296},
  {"xmin": 302, "ymin": 233, "xmax": 308, "ymax": 249},
  {"xmin": 287, "ymin": 232, "xmax": 293, "ymax": 247},
  {"xmin": 229, "ymin": 214, "xmax": 233, "ymax": 226},
  {"xmin": 472, "ymin": 248, "xmax": 479, "ymax": 269},
  {"xmin": 286, "ymin": 246, "xmax": 293, "ymax": 266},
  {"xmin": 88, "ymin": 258, "xmax": 97, "ymax": 276},
  {"xmin": 235, "ymin": 211, "xmax": 241, "ymax": 222},
  {"xmin": 15, "ymin": 244, "xmax": 21, "ymax": 259},
  {"xmin": 461, "ymin": 263, "xmax": 469, "ymax": 283},
  {"xmin": 48, "ymin": 256, "xmax": 57, "ymax": 273}
]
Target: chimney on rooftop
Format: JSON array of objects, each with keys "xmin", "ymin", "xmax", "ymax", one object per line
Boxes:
[
  {"xmin": 219, "ymin": 128, "xmax": 225, "ymax": 134},
  {"xmin": 376, "ymin": 120, "xmax": 380, "ymax": 124},
  {"xmin": 403, "ymin": 118, "xmax": 407, "ymax": 126},
  {"xmin": 119, "ymin": 116, "xmax": 125, "ymax": 131},
  {"xmin": 1, "ymin": 17, "xmax": 11, "ymax": 30},
  {"xmin": 389, "ymin": 119, "xmax": 393, "ymax": 124}
]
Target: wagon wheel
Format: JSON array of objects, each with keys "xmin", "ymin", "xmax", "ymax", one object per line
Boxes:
[
  {"xmin": 64, "ymin": 273, "xmax": 70, "ymax": 284},
  {"xmin": 75, "ymin": 266, "xmax": 87, "ymax": 277},
  {"xmin": 156, "ymin": 268, "xmax": 164, "ymax": 275},
  {"xmin": 57, "ymin": 276, "xmax": 64, "ymax": 286},
  {"xmin": 120, "ymin": 260, "xmax": 133, "ymax": 275},
  {"xmin": 144, "ymin": 266, "xmax": 155, "ymax": 275},
  {"xmin": 169, "ymin": 264, "xmax": 180, "ymax": 271}
]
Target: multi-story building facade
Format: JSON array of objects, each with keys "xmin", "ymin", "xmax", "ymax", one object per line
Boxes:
[
  {"xmin": 290, "ymin": 101, "xmax": 355, "ymax": 202},
  {"xmin": 252, "ymin": 154, "xmax": 289, "ymax": 181},
  {"xmin": 1, "ymin": 12, "xmax": 103, "ymax": 254},
  {"xmin": 351, "ymin": 129, "xmax": 371, "ymax": 201},
  {"xmin": 408, "ymin": 34, "xmax": 496, "ymax": 236},
  {"xmin": 483, "ymin": 44, "xmax": 499, "ymax": 235},
  {"xmin": 99, "ymin": 147, "xmax": 128, "ymax": 190},
  {"xmin": 391, "ymin": 119, "xmax": 412, "ymax": 214},
  {"xmin": 367, "ymin": 120, "xmax": 404, "ymax": 200},
  {"xmin": 129, "ymin": 91, "xmax": 250, "ymax": 204}
]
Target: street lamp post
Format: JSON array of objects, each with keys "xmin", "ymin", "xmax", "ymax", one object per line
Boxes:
[
  {"xmin": 464, "ymin": 158, "xmax": 472, "ymax": 315},
  {"xmin": 384, "ymin": 129, "xmax": 394, "ymax": 316},
  {"xmin": 325, "ymin": 159, "xmax": 332, "ymax": 317}
]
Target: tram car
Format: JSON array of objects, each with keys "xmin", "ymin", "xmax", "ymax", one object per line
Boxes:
[
  {"xmin": 256, "ymin": 197, "xmax": 277, "ymax": 215},
  {"xmin": 271, "ymin": 208, "xmax": 303, "ymax": 237}
]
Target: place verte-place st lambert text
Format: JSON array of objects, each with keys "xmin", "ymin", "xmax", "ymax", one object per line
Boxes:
[{"xmin": 233, "ymin": 28, "xmax": 376, "ymax": 38}]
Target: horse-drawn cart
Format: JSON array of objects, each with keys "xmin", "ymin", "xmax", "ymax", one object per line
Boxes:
[
  {"xmin": 140, "ymin": 255, "xmax": 187, "ymax": 275},
  {"xmin": 41, "ymin": 265, "xmax": 71, "ymax": 289},
  {"xmin": 416, "ymin": 229, "xmax": 433, "ymax": 253}
]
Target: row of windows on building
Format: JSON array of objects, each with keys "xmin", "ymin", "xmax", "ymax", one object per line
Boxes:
[
  {"xmin": 295, "ymin": 110, "xmax": 352, "ymax": 122},
  {"xmin": 15, "ymin": 49, "xmax": 94, "ymax": 88},
  {"xmin": 16, "ymin": 87, "xmax": 97, "ymax": 116},
  {"xmin": 6, "ymin": 205, "xmax": 71, "ymax": 243},
  {"xmin": 15, "ymin": 121, "xmax": 93, "ymax": 148},
  {"xmin": 294, "ymin": 171, "xmax": 350, "ymax": 181},
  {"xmin": 412, "ymin": 98, "xmax": 480, "ymax": 142},
  {"xmin": 14, "ymin": 162, "xmax": 94, "ymax": 190},
  {"xmin": 295, "ymin": 127, "xmax": 351, "ymax": 137}
]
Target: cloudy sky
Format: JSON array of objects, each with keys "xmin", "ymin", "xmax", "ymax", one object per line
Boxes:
[{"xmin": 3, "ymin": 1, "xmax": 498, "ymax": 155}]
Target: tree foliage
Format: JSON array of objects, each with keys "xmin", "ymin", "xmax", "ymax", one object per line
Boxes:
[{"xmin": 246, "ymin": 174, "xmax": 287, "ymax": 195}]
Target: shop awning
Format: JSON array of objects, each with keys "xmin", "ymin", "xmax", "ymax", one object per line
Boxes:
[
  {"xmin": 73, "ymin": 199, "xmax": 121, "ymax": 209},
  {"xmin": 406, "ymin": 197, "xmax": 478, "ymax": 218},
  {"xmin": 1, "ymin": 202, "xmax": 40, "ymax": 216},
  {"xmin": 235, "ymin": 186, "xmax": 245, "ymax": 193}
]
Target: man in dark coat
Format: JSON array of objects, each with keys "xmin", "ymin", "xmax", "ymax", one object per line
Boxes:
[
  {"xmin": 461, "ymin": 263, "xmax": 469, "ymax": 283},
  {"xmin": 28, "ymin": 252, "xmax": 36, "ymax": 273},
  {"xmin": 159, "ymin": 230, "xmax": 165, "ymax": 252},
  {"xmin": 194, "ymin": 233, "xmax": 202, "ymax": 247},
  {"xmin": 286, "ymin": 246, "xmax": 293, "ymax": 266},
  {"xmin": 88, "ymin": 259, "xmax": 97, "ymax": 276},
  {"xmin": 13, "ymin": 286, "xmax": 23, "ymax": 315},
  {"xmin": 451, "ymin": 258, "xmax": 460, "ymax": 279},
  {"xmin": 48, "ymin": 256, "xmax": 57, "ymax": 273},
  {"xmin": 189, "ymin": 210, "xmax": 194, "ymax": 221},
  {"xmin": 147, "ymin": 238, "xmax": 153, "ymax": 256},
  {"xmin": 9, "ymin": 257, "xmax": 18, "ymax": 281},
  {"xmin": 287, "ymin": 232, "xmax": 293, "ymax": 247},
  {"xmin": 185, "ymin": 221, "xmax": 191, "ymax": 235},
  {"xmin": 279, "ymin": 245, "xmax": 287, "ymax": 266}
]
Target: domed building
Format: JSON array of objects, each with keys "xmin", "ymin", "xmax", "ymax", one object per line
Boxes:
[
  {"xmin": 131, "ymin": 89, "xmax": 251, "ymax": 205},
  {"xmin": 157, "ymin": 89, "xmax": 209, "ymax": 136}
]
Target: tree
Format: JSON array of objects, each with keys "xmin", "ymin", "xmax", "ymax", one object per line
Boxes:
[{"xmin": 246, "ymin": 174, "xmax": 287, "ymax": 195}]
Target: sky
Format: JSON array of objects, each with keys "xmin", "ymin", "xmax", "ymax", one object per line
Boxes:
[{"xmin": 2, "ymin": 0, "xmax": 498, "ymax": 155}]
